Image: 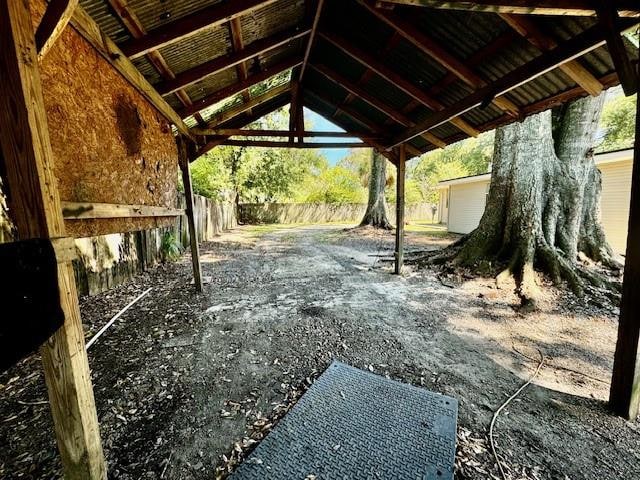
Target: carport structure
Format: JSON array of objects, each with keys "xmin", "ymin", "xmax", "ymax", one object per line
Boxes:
[{"xmin": 0, "ymin": 0, "xmax": 639, "ymax": 477}]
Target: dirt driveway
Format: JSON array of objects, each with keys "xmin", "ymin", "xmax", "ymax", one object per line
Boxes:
[{"xmin": 1, "ymin": 224, "xmax": 638, "ymax": 479}]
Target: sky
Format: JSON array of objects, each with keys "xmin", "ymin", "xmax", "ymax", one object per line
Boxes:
[{"xmin": 303, "ymin": 108, "xmax": 363, "ymax": 165}]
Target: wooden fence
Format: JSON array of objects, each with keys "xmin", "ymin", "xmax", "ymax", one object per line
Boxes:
[{"xmin": 239, "ymin": 202, "xmax": 436, "ymax": 225}]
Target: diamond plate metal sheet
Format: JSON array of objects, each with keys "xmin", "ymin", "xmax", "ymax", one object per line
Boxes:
[{"xmin": 231, "ymin": 361, "xmax": 458, "ymax": 480}]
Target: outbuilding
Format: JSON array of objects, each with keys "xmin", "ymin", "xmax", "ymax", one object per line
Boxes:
[{"xmin": 437, "ymin": 148, "xmax": 634, "ymax": 254}]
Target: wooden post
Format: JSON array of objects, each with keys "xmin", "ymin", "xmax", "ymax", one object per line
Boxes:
[
  {"xmin": 610, "ymin": 76, "xmax": 640, "ymax": 419},
  {"xmin": 394, "ymin": 144, "xmax": 406, "ymax": 275},
  {"xmin": 178, "ymin": 137, "xmax": 203, "ymax": 292},
  {"xmin": 0, "ymin": 0, "xmax": 106, "ymax": 478}
]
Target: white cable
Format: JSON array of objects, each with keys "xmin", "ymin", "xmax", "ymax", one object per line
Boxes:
[{"xmin": 86, "ymin": 288, "xmax": 152, "ymax": 350}]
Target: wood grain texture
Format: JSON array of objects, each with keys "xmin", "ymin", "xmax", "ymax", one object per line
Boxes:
[
  {"xmin": 35, "ymin": 0, "xmax": 78, "ymax": 59},
  {"xmin": 61, "ymin": 202, "xmax": 185, "ymax": 220},
  {"xmin": 394, "ymin": 144, "xmax": 406, "ymax": 275},
  {"xmin": 0, "ymin": 0, "xmax": 106, "ymax": 477}
]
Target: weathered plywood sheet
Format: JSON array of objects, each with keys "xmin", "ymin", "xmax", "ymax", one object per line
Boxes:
[{"xmin": 30, "ymin": 0, "xmax": 178, "ymax": 237}]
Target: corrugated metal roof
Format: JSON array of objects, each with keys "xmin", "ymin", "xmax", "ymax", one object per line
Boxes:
[{"xmin": 75, "ymin": 0, "xmax": 638, "ymax": 157}]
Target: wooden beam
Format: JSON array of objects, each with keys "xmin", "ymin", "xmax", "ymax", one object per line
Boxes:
[
  {"xmin": 61, "ymin": 202, "xmax": 184, "ymax": 219},
  {"xmin": 35, "ymin": 0, "xmax": 78, "ymax": 59},
  {"xmin": 375, "ymin": 0, "xmax": 640, "ymax": 17},
  {"xmin": 499, "ymin": 14, "xmax": 603, "ymax": 96},
  {"xmin": 69, "ymin": 6, "xmax": 193, "ymax": 139},
  {"xmin": 319, "ymin": 31, "xmax": 480, "ymax": 137},
  {"xmin": 394, "ymin": 143, "xmax": 406, "ymax": 274},
  {"xmin": 229, "ymin": 17, "xmax": 252, "ymax": 109},
  {"xmin": 178, "ymin": 137, "xmax": 203, "ymax": 292},
  {"xmin": 388, "ymin": 18, "xmax": 639, "ymax": 148},
  {"xmin": 157, "ymin": 27, "xmax": 309, "ymax": 96},
  {"xmin": 289, "ymin": 81, "xmax": 300, "ymax": 142},
  {"xmin": 118, "ymin": 0, "xmax": 278, "ymax": 59},
  {"xmin": 610, "ymin": 82, "xmax": 640, "ymax": 419},
  {"xmin": 220, "ymin": 140, "xmax": 371, "ymax": 148},
  {"xmin": 311, "ymin": 64, "xmax": 448, "ymax": 149},
  {"xmin": 596, "ymin": 4, "xmax": 639, "ymax": 96},
  {"xmin": 200, "ymin": 84, "xmax": 291, "ymax": 127},
  {"xmin": 106, "ymin": 0, "xmax": 206, "ymax": 126},
  {"xmin": 299, "ymin": 0, "xmax": 325, "ymax": 82},
  {"xmin": 360, "ymin": 0, "xmax": 520, "ymax": 116},
  {"xmin": 192, "ymin": 128, "xmax": 382, "ymax": 138},
  {"xmin": 0, "ymin": 0, "xmax": 106, "ymax": 477},
  {"xmin": 179, "ymin": 56, "xmax": 302, "ymax": 118},
  {"xmin": 296, "ymin": 85, "xmax": 305, "ymax": 143}
]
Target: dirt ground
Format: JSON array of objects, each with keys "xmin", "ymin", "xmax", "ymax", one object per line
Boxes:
[{"xmin": 1, "ymin": 223, "xmax": 639, "ymax": 479}]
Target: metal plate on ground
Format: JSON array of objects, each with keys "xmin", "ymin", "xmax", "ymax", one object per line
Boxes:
[{"xmin": 231, "ymin": 361, "xmax": 458, "ymax": 480}]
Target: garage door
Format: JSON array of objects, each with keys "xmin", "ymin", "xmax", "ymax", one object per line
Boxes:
[{"xmin": 448, "ymin": 182, "xmax": 488, "ymax": 234}]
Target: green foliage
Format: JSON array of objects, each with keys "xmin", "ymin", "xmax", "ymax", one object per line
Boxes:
[
  {"xmin": 295, "ymin": 160, "xmax": 367, "ymax": 204},
  {"xmin": 160, "ymin": 231, "xmax": 183, "ymax": 262},
  {"xmin": 190, "ymin": 145, "xmax": 234, "ymax": 199},
  {"xmin": 598, "ymin": 90, "xmax": 636, "ymax": 153},
  {"xmin": 411, "ymin": 132, "xmax": 494, "ymax": 203}
]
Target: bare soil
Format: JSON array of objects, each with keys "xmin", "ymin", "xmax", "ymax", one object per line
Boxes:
[{"xmin": 1, "ymin": 224, "xmax": 638, "ymax": 479}]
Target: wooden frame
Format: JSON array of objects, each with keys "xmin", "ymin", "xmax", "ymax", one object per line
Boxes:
[
  {"xmin": 0, "ymin": 1, "xmax": 106, "ymax": 477},
  {"xmin": 219, "ymin": 140, "xmax": 371, "ymax": 148},
  {"xmin": 61, "ymin": 202, "xmax": 185, "ymax": 220},
  {"xmin": 192, "ymin": 129, "xmax": 382, "ymax": 139},
  {"xmin": 35, "ymin": 0, "xmax": 79, "ymax": 59},
  {"xmin": 394, "ymin": 144, "xmax": 406, "ymax": 274}
]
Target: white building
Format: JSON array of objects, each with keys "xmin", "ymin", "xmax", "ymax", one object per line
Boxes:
[{"xmin": 437, "ymin": 148, "xmax": 634, "ymax": 254}]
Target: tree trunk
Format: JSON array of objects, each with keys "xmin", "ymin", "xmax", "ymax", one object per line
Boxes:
[
  {"xmin": 360, "ymin": 150, "xmax": 392, "ymax": 229},
  {"xmin": 424, "ymin": 95, "xmax": 621, "ymax": 308}
]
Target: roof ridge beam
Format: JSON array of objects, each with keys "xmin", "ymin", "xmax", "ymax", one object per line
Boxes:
[
  {"xmin": 179, "ymin": 55, "xmax": 302, "ymax": 118},
  {"xmin": 119, "ymin": 0, "xmax": 279, "ymax": 59},
  {"xmin": 388, "ymin": 17, "xmax": 640, "ymax": 148},
  {"xmin": 374, "ymin": 0, "xmax": 640, "ymax": 17}
]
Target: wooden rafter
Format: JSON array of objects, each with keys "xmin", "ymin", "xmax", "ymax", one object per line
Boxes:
[
  {"xmin": 179, "ymin": 56, "xmax": 302, "ymax": 119},
  {"xmin": 157, "ymin": 27, "xmax": 310, "ymax": 96},
  {"xmin": 596, "ymin": 3, "xmax": 639, "ymax": 96},
  {"xmin": 119, "ymin": 0, "xmax": 278, "ymax": 59},
  {"xmin": 35, "ymin": 0, "xmax": 78, "ymax": 59},
  {"xmin": 361, "ymin": 0, "xmax": 520, "ymax": 116},
  {"xmin": 299, "ymin": 0, "xmax": 325, "ymax": 82},
  {"xmin": 69, "ymin": 6, "xmax": 192, "ymax": 139},
  {"xmin": 229, "ymin": 17, "xmax": 252, "ymax": 107},
  {"xmin": 388, "ymin": 17, "xmax": 639, "ymax": 148},
  {"xmin": 106, "ymin": 0, "xmax": 205, "ymax": 125},
  {"xmin": 289, "ymin": 81, "xmax": 301, "ymax": 142},
  {"xmin": 200, "ymin": 83, "xmax": 291, "ymax": 128},
  {"xmin": 375, "ymin": 0, "xmax": 640, "ymax": 17},
  {"xmin": 311, "ymin": 64, "xmax": 448, "ymax": 149},
  {"xmin": 306, "ymin": 89, "xmax": 420, "ymax": 158},
  {"xmin": 499, "ymin": 14, "xmax": 603, "ymax": 96},
  {"xmin": 319, "ymin": 31, "xmax": 480, "ymax": 137}
]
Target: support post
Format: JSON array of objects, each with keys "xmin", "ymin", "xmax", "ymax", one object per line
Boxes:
[
  {"xmin": 178, "ymin": 137, "xmax": 203, "ymax": 292},
  {"xmin": 0, "ymin": 0, "xmax": 106, "ymax": 477},
  {"xmin": 394, "ymin": 144, "xmax": 406, "ymax": 275},
  {"xmin": 610, "ymin": 75, "xmax": 640, "ymax": 419}
]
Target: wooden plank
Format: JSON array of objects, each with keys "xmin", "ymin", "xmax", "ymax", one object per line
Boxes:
[
  {"xmin": 299, "ymin": 0, "xmax": 325, "ymax": 82},
  {"xmin": 61, "ymin": 202, "xmax": 184, "ymax": 219},
  {"xmin": 119, "ymin": 0, "xmax": 279, "ymax": 59},
  {"xmin": 610, "ymin": 79, "xmax": 640, "ymax": 420},
  {"xmin": 499, "ymin": 14, "xmax": 603, "ymax": 96},
  {"xmin": 179, "ymin": 56, "xmax": 302, "ymax": 118},
  {"xmin": 229, "ymin": 17, "xmax": 252, "ymax": 106},
  {"xmin": 375, "ymin": 0, "xmax": 640, "ymax": 16},
  {"xmin": 388, "ymin": 18, "xmax": 639, "ymax": 148},
  {"xmin": 0, "ymin": 0, "xmax": 106, "ymax": 477},
  {"xmin": 319, "ymin": 31, "xmax": 480, "ymax": 137},
  {"xmin": 194, "ymin": 129, "xmax": 382, "ymax": 138},
  {"xmin": 69, "ymin": 6, "xmax": 193, "ymax": 139},
  {"xmin": 220, "ymin": 140, "xmax": 371, "ymax": 148},
  {"xmin": 178, "ymin": 137, "xmax": 203, "ymax": 293},
  {"xmin": 394, "ymin": 144, "xmax": 406, "ymax": 274},
  {"xmin": 289, "ymin": 81, "xmax": 300, "ymax": 142},
  {"xmin": 360, "ymin": 0, "xmax": 521, "ymax": 116},
  {"xmin": 596, "ymin": 4, "xmax": 639, "ymax": 96},
  {"xmin": 35, "ymin": 0, "xmax": 79, "ymax": 59}
]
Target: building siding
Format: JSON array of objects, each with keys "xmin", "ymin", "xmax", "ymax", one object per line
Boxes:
[
  {"xmin": 599, "ymin": 160, "xmax": 633, "ymax": 254},
  {"xmin": 447, "ymin": 182, "xmax": 488, "ymax": 234}
]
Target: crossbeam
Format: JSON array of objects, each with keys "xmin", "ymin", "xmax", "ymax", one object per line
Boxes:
[
  {"xmin": 35, "ymin": 0, "xmax": 78, "ymax": 58},
  {"xmin": 193, "ymin": 128, "xmax": 381, "ymax": 139},
  {"xmin": 219, "ymin": 140, "xmax": 371, "ymax": 148},
  {"xmin": 375, "ymin": 0, "xmax": 640, "ymax": 17},
  {"xmin": 119, "ymin": 0, "xmax": 278, "ymax": 59},
  {"xmin": 388, "ymin": 17, "xmax": 639, "ymax": 148}
]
